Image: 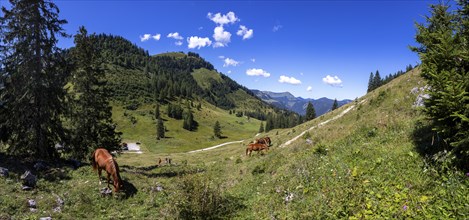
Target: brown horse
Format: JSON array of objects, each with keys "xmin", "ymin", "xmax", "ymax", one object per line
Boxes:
[
  {"xmin": 91, "ymin": 148, "xmax": 123, "ymax": 192},
  {"xmin": 254, "ymin": 137, "xmax": 271, "ymax": 146},
  {"xmin": 246, "ymin": 143, "xmax": 269, "ymax": 156}
]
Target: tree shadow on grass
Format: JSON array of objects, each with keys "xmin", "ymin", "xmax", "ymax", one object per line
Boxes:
[
  {"xmin": 121, "ymin": 164, "xmax": 205, "ymax": 179},
  {"xmin": 0, "ymin": 153, "xmax": 88, "ymax": 182}
]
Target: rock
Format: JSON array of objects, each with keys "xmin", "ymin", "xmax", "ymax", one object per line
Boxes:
[
  {"xmin": 410, "ymin": 87, "xmax": 419, "ymax": 95},
  {"xmin": 56, "ymin": 196, "xmax": 64, "ymax": 207},
  {"xmin": 28, "ymin": 199, "xmax": 36, "ymax": 208},
  {"xmin": 22, "ymin": 185, "xmax": 33, "ymax": 190},
  {"xmin": 34, "ymin": 161, "xmax": 48, "ymax": 171},
  {"xmin": 100, "ymin": 187, "xmax": 112, "ymax": 196},
  {"xmin": 68, "ymin": 159, "xmax": 81, "ymax": 169},
  {"xmin": 413, "ymin": 93, "xmax": 430, "ymax": 108},
  {"xmin": 21, "ymin": 171, "xmax": 37, "ymax": 188},
  {"xmin": 0, "ymin": 167, "xmax": 9, "ymax": 177},
  {"xmin": 53, "ymin": 206, "xmax": 61, "ymax": 213},
  {"xmin": 39, "ymin": 217, "xmax": 52, "ymax": 220}
]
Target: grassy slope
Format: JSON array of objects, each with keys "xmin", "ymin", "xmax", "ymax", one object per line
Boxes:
[{"xmin": 2, "ymin": 68, "xmax": 469, "ymax": 219}]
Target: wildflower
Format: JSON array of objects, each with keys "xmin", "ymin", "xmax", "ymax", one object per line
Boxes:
[{"xmin": 403, "ymin": 205, "xmax": 408, "ymax": 211}]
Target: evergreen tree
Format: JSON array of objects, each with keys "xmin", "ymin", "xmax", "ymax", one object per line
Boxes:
[
  {"xmin": 411, "ymin": 2, "xmax": 469, "ymax": 163},
  {"xmin": 259, "ymin": 122, "xmax": 265, "ymax": 133},
  {"xmin": 69, "ymin": 26, "xmax": 121, "ymax": 159},
  {"xmin": 372, "ymin": 70, "xmax": 382, "ymax": 90},
  {"xmin": 156, "ymin": 115, "xmax": 165, "ymax": 140},
  {"xmin": 213, "ymin": 121, "xmax": 222, "ymax": 138},
  {"xmin": 305, "ymin": 102, "xmax": 316, "ymax": 121},
  {"xmin": 332, "ymin": 98, "xmax": 339, "ymax": 111},
  {"xmin": 265, "ymin": 113, "xmax": 274, "ymax": 132},
  {"xmin": 155, "ymin": 103, "xmax": 160, "ymax": 119},
  {"xmin": 0, "ymin": 0, "xmax": 69, "ymax": 159},
  {"xmin": 367, "ymin": 72, "xmax": 374, "ymax": 92},
  {"xmin": 183, "ymin": 108, "xmax": 195, "ymax": 131}
]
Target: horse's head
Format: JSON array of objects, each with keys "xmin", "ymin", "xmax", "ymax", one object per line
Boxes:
[{"xmin": 113, "ymin": 177, "xmax": 123, "ymax": 192}]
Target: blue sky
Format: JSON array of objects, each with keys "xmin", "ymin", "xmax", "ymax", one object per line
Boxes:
[{"xmin": 2, "ymin": 0, "xmax": 440, "ymax": 100}]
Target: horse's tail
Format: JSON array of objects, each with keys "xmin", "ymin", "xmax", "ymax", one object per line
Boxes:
[
  {"xmin": 91, "ymin": 149, "xmax": 98, "ymax": 171},
  {"xmin": 246, "ymin": 147, "xmax": 249, "ymax": 156}
]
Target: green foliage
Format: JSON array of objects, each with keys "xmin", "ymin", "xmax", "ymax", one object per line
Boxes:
[
  {"xmin": 68, "ymin": 26, "xmax": 121, "ymax": 158},
  {"xmin": 332, "ymin": 98, "xmax": 339, "ymax": 111},
  {"xmin": 156, "ymin": 115, "xmax": 165, "ymax": 139},
  {"xmin": 259, "ymin": 122, "xmax": 265, "ymax": 133},
  {"xmin": 0, "ymin": 0, "xmax": 68, "ymax": 159},
  {"xmin": 213, "ymin": 121, "xmax": 222, "ymax": 138},
  {"xmin": 305, "ymin": 101, "xmax": 316, "ymax": 121},
  {"xmin": 411, "ymin": 2, "xmax": 469, "ymax": 165}
]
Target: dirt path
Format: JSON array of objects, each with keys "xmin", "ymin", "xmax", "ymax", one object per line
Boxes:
[
  {"xmin": 187, "ymin": 100, "xmax": 365, "ymax": 153},
  {"xmin": 187, "ymin": 140, "xmax": 245, "ymax": 153},
  {"xmin": 280, "ymin": 99, "xmax": 365, "ymax": 148}
]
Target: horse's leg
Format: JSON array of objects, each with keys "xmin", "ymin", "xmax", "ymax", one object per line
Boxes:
[
  {"xmin": 98, "ymin": 168, "xmax": 102, "ymax": 185},
  {"xmin": 107, "ymin": 172, "xmax": 111, "ymax": 189}
]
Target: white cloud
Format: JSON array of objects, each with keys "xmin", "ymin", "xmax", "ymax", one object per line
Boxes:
[
  {"xmin": 246, "ymin": 68, "xmax": 270, "ymax": 77},
  {"xmin": 227, "ymin": 70, "xmax": 232, "ymax": 74},
  {"xmin": 279, "ymin": 75, "xmax": 301, "ymax": 85},
  {"xmin": 223, "ymin": 58, "xmax": 239, "ymax": 67},
  {"xmin": 251, "ymin": 58, "xmax": 256, "ymax": 63},
  {"xmin": 218, "ymin": 55, "xmax": 225, "ymax": 59},
  {"xmin": 152, "ymin": 34, "xmax": 161, "ymax": 41},
  {"xmin": 140, "ymin": 34, "xmax": 151, "ymax": 42},
  {"xmin": 175, "ymin": 41, "xmax": 183, "ymax": 46},
  {"xmin": 207, "ymin": 11, "xmax": 239, "ymax": 26},
  {"xmin": 237, "ymin": 25, "xmax": 253, "ymax": 40},
  {"xmin": 198, "ymin": 26, "xmax": 204, "ymax": 30},
  {"xmin": 213, "ymin": 26, "xmax": 231, "ymax": 47},
  {"xmin": 187, "ymin": 36, "xmax": 212, "ymax": 49},
  {"xmin": 307, "ymin": 86, "xmax": 313, "ymax": 92},
  {"xmin": 167, "ymin": 32, "xmax": 183, "ymax": 40},
  {"xmin": 273, "ymin": 25, "xmax": 283, "ymax": 32},
  {"xmin": 322, "ymin": 75, "xmax": 343, "ymax": 87}
]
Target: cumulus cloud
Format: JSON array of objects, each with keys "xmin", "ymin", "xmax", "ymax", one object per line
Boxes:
[
  {"xmin": 140, "ymin": 34, "xmax": 151, "ymax": 42},
  {"xmin": 236, "ymin": 25, "xmax": 253, "ymax": 40},
  {"xmin": 246, "ymin": 68, "xmax": 270, "ymax": 77},
  {"xmin": 278, "ymin": 75, "xmax": 301, "ymax": 85},
  {"xmin": 207, "ymin": 11, "xmax": 239, "ymax": 26},
  {"xmin": 213, "ymin": 26, "xmax": 231, "ymax": 47},
  {"xmin": 307, "ymin": 86, "xmax": 313, "ymax": 92},
  {"xmin": 187, "ymin": 36, "xmax": 212, "ymax": 49},
  {"xmin": 273, "ymin": 25, "xmax": 283, "ymax": 32},
  {"xmin": 167, "ymin": 32, "xmax": 183, "ymax": 40},
  {"xmin": 152, "ymin": 34, "xmax": 161, "ymax": 41},
  {"xmin": 175, "ymin": 41, "xmax": 183, "ymax": 46},
  {"xmin": 322, "ymin": 75, "xmax": 343, "ymax": 87},
  {"xmin": 223, "ymin": 58, "xmax": 239, "ymax": 67}
]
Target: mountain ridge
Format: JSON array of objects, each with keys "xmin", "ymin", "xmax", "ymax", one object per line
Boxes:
[{"xmin": 251, "ymin": 89, "xmax": 352, "ymax": 116}]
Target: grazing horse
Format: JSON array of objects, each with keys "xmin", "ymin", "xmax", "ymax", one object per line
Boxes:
[
  {"xmin": 254, "ymin": 137, "xmax": 271, "ymax": 146},
  {"xmin": 91, "ymin": 148, "xmax": 123, "ymax": 192},
  {"xmin": 246, "ymin": 143, "xmax": 269, "ymax": 156}
]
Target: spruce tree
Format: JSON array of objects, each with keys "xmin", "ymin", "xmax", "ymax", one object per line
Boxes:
[
  {"xmin": 367, "ymin": 72, "xmax": 374, "ymax": 92},
  {"xmin": 0, "ymin": 0, "xmax": 68, "ymax": 159},
  {"xmin": 305, "ymin": 102, "xmax": 316, "ymax": 121},
  {"xmin": 372, "ymin": 70, "xmax": 382, "ymax": 90},
  {"xmin": 69, "ymin": 26, "xmax": 121, "ymax": 158},
  {"xmin": 156, "ymin": 115, "xmax": 165, "ymax": 140},
  {"xmin": 411, "ymin": 2, "xmax": 469, "ymax": 162},
  {"xmin": 155, "ymin": 104, "xmax": 160, "ymax": 119},
  {"xmin": 259, "ymin": 122, "xmax": 265, "ymax": 133},
  {"xmin": 332, "ymin": 98, "xmax": 339, "ymax": 111},
  {"xmin": 213, "ymin": 121, "xmax": 222, "ymax": 138},
  {"xmin": 183, "ymin": 108, "xmax": 195, "ymax": 131}
]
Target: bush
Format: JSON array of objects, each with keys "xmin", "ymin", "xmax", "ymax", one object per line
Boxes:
[{"xmin": 174, "ymin": 174, "xmax": 241, "ymax": 219}]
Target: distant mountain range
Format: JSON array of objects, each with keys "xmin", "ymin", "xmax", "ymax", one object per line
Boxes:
[{"xmin": 251, "ymin": 90, "xmax": 352, "ymax": 116}]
